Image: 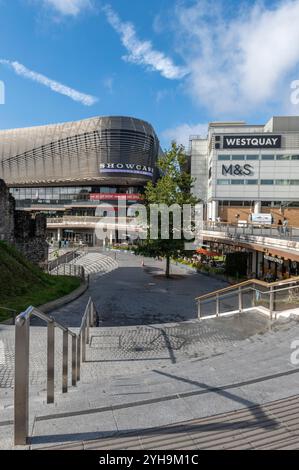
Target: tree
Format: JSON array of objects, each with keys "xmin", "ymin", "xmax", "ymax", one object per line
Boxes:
[{"xmin": 135, "ymin": 142, "xmax": 200, "ymax": 278}]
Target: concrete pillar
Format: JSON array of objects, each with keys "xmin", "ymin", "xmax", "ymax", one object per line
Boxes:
[
  {"xmin": 208, "ymin": 201, "xmax": 219, "ymax": 221},
  {"xmin": 57, "ymin": 228, "xmax": 62, "ymax": 242},
  {"xmin": 257, "ymin": 251, "xmax": 264, "ymax": 278},
  {"xmin": 251, "ymin": 250, "xmax": 257, "ymax": 277},
  {"xmin": 254, "ymin": 201, "xmax": 261, "ymax": 214}
]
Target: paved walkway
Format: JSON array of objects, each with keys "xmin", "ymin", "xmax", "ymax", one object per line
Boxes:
[
  {"xmin": 48, "ymin": 250, "xmax": 229, "ymax": 327},
  {"xmin": 1, "ymin": 251, "xmax": 299, "ymax": 449}
]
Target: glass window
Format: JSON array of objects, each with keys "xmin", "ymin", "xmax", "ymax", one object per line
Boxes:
[
  {"xmin": 276, "ymin": 155, "xmax": 290, "ymax": 160},
  {"xmin": 246, "ymin": 155, "xmax": 259, "ymax": 160},
  {"xmin": 217, "ymin": 179, "xmax": 230, "ymax": 185},
  {"xmin": 231, "ymin": 155, "xmax": 245, "ymax": 160},
  {"xmin": 231, "ymin": 179, "xmax": 245, "ymax": 184},
  {"xmin": 291, "ymin": 155, "xmax": 299, "ymax": 160},
  {"xmin": 290, "ymin": 180, "xmax": 299, "ymax": 185},
  {"xmin": 245, "ymin": 179, "xmax": 258, "ymax": 185},
  {"xmin": 275, "ymin": 180, "xmax": 290, "ymax": 185},
  {"xmin": 218, "ymin": 155, "xmax": 231, "ymax": 161},
  {"xmin": 261, "ymin": 179, "xmax": 274, "ymax": 184},
  {"xmin": 261, "ymin": 155, "xmax": 275, "ymax": 160}
]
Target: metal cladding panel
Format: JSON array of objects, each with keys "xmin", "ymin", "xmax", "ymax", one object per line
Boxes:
[{"xmin": 0, "ymin": 116, "xmax": 160, "ymax": 186}]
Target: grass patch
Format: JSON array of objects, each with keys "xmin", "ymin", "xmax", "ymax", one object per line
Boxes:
[{"xmin": 0, "ymin": 241, "xmax": 80, "ymax": 322}]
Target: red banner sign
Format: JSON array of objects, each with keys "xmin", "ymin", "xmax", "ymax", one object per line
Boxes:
[{"xmin": 90, "ymin": 193, "xmax": 142, "ymax": 201}]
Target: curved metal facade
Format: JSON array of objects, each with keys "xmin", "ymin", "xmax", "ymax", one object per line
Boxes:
[{"xmin": 0, "ymin": 116, "xmax": 160, "ymax": 186}]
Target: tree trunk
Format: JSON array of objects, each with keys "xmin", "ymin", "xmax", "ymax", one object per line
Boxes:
[{"xmin": 166, "ymin": 256, "xmax": 170, "ymax": 278}]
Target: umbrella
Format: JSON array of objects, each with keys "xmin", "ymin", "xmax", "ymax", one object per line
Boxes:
[{"xmin": 196, "ymin": 248, "xmax": 220, "ymax": 257}]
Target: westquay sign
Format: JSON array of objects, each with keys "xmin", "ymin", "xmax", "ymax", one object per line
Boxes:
[{"xmin": 222, "ymin": 135, "xmax": 282, "ymax": 149}]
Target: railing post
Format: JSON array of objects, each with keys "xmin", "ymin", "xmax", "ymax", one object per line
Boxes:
[
  {"xmin": 238, "ymin": 286, "xmax": 243, "ymax": 313},
  {"xmin": 216, "ymin": 293, "xmax": 220, "ymax": 317},
  {"xmin": 269, "ymin": 286, "xmax": 274, "ymax": 320},
  {"xmin": 77, "ymin": 335, "xmax": 81, "ymax": 381},
  {"xmin": 82, "ymin": 326, "xmax": 86, "ymax": 362},
  {"xmin": 197, "ymin": 300, "xmax": 201, "ymax": 320},
  {"xmin": 14, "ymin": 316, "xmax": 30, "ymax": 446},
  {"xmin": 47, "ymin": 321, "xmax": 55, "ymax": 404},
  {"xmin": 86, "ymin": 308, "xmax": 90, "ymax": 345},
  {"xmin": 62, "ymin": 330, "xmax": 68, "ymax": 393},
  {"xmin": 72, "ymin": 335, "xmax": 77, "ymax": 387}
]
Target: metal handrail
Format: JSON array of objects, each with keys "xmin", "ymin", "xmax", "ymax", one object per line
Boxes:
[
  {"xmin": 14, "ymin": 297, "xmax": 97, "ymax": 445},
  {"xmin": 195, "ymin": 276, "xmax": 299, "ymax": 301},
  {"xmin": 199, "ymin": 283, "xmax": 299, "ymax": 303},
  {"xmin": 203, "ymin": 221, "xmax": 299, "ymax": 241},
  {"xmin": 196, "ymin": 282, "xmax": 299, "ymax": 321}
]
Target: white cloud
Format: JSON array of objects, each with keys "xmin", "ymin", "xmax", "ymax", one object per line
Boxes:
[
  {"xmin": 103, "ymin": 76, "xmax": 114, "ymax": 94},
  {"xmin": 174, "ymin": 0, "xmax": 299, "ymax": 115},
  {"xmin": 0, "ymin": 59, "xmax": 97, "ymax": 106},
  {"xmin": 42, "ymin": 0, "xmax": 91, "ymax": 16},
  {"xmin": 102, "ymin": 4, "xmax": 188, "ymax": 80},
  {"xmin": 162, "ymin": 123, "xmax": 208, "ymax": 148}
]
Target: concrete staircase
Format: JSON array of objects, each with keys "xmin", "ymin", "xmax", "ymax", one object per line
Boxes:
[{"xmin": 1, "ymin": 316, "xmax": 299, "ymax": 449}]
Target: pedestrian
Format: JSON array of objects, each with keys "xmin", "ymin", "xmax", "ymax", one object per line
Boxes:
[
  {"xmin": 282, "ymin": 217, "xmax": 289, "ymax": 236},
  {"xmin": 277, "ymin": 219, "xmax": 282, "ymax": 235}
]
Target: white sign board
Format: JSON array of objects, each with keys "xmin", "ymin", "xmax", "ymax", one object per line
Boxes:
[{"xmin": 251, "ymin": 213, "xmax": 272, "ymax": 225}]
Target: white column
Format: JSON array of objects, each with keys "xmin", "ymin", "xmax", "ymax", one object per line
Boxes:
[
  {"xmin": 210, "ymin": 201, "xmax": 219, "ymax": 221},
  {"xmin": 57, "ymin": 228, "xmax": 62, "ymax": 242},
  {"xmin": 254, "ymin": 201, "xmax": 261, "ymax": 214}
]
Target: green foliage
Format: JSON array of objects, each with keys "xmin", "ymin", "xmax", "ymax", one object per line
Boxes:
[
  {"xmin": 135, "ymin": 142, "xmax": 200, "ymax": 276},
  {"xmin": 0, "ymin": 241, "xmax": 80, "ymax": 321}
]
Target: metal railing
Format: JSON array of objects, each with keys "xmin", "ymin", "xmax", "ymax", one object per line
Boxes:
[
  {"xmin": 48, "ymin": 262, "xmax": 87, "ymax": 282},
  {"xmin": 203, "ymin": 221, "xmax": 299, "ymax": 241},
  {"xmin": 14, "ymin": 297, "xmax": 97, "ymax": 445},
  {"xmin": 196, "ymin": 277, "xmax": 299, "ymax": 320},
  {"xmin": 46, "ymin": 247, "xmax": 87, "ymax": 273}
]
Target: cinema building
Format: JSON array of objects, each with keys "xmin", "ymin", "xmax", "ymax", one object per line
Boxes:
[
  {"xmin": 0, "ymin": 116, "xmax": 161, "ymax": 245},
  {"xmin": 191, "ymin": 116, "xmax": 299, "ymax": 226}
]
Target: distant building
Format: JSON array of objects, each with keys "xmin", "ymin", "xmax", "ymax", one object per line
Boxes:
[
  {"xmin": 190, "ymin": 116, "xmax": 299, "ymax": 226},
  {"xmin": 0, "ymin": 116, "xmax": 161, "ymax": 245}
]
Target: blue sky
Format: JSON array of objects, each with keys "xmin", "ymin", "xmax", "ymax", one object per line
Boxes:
[{"xmin": 1, "ymin": 0, "xmax": 299, "ymax": 148}]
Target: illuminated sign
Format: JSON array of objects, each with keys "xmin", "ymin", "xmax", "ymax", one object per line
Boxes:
[
  {"xmin": 99, "ymin": 163, "xmax": 154, "ymax": 177},
  {"xmin": 222, "ymin": 135, "xmax": 281, "ymax": 149},
  {"xmin": 90, "ymin": 193, "xmax": 142, "ymax": 201}
]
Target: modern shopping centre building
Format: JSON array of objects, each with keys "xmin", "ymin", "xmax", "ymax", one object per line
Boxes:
[
  {"xmin": 0, "ymin": 116, "xmax": 161, "ymax": 245},
  {"xmin": 191, "ymin": 116, "xmax": 299, "ymax": 226}
]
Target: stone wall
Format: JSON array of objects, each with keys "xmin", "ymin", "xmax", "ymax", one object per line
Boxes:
[{"xmin": 0, "ymin": 179, "xmax": 48, "ymax": 264}]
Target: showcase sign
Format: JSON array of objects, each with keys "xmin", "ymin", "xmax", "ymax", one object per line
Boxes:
[
  {"xmin": 222, "ymin": 135, "xmax": 281, "ymax": 149},
  {"xmin": 99, "ymin": 163, "xmax": 154, "ymax": 177}
]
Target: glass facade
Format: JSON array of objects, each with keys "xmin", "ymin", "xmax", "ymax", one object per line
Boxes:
[{"xmin": 10, "ymin": 185, "xmax": 143, "ymax": 202}]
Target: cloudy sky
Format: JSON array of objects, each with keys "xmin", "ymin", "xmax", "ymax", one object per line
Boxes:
[{"xmin": 0, "ymin": 0, "xmax": 299, "ymax": 147}]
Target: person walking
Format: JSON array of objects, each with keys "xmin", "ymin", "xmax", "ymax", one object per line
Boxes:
[
  {"xmin": 283, "ymin": 217, "xmax": 289, "ymax": 236},
  {"xmin": 277, "ymin": 219, "xmax": 282, "ymax": 235}
]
